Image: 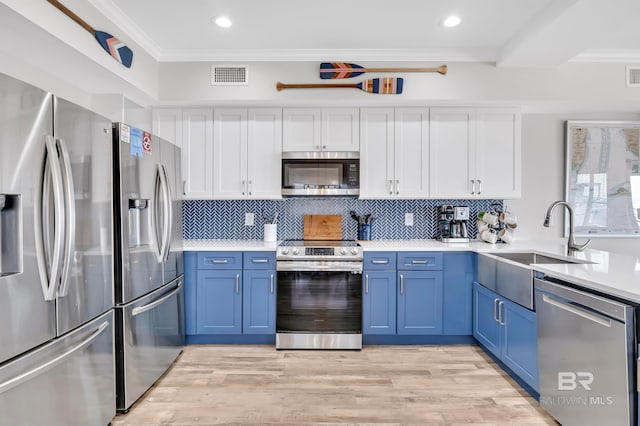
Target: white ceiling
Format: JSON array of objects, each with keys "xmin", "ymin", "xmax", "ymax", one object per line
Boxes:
[{"xmin": 95, "ymin": 0, "xmax": 640, "ymax": 66}]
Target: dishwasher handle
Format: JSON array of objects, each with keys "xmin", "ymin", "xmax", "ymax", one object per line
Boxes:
[{"xmin": 541, "ymin": 294, "xmax": 611, "ymax": 328}]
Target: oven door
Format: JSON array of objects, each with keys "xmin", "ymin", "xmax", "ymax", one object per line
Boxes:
[{"xmin": 276, "ymin": 263, "xmax": 362, "ymax": 335}]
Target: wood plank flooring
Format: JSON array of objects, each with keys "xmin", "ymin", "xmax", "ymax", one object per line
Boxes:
[{"xmin": 112, "ymin": 345, "xmax": 557, "ymax": 425}]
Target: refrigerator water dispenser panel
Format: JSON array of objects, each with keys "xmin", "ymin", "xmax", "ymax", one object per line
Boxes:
[
  {"xmin": 128, "ymin": 198, "xmax": 149, "ymax": 248},
  {"xmin": 0, "ymin": 194, "xmax": 22, "ymax": 277}
]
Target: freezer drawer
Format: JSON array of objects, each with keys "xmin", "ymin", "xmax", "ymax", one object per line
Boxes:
[
  {"xmin": 116, "ymin": 276, "xmax": 184, "ymax": 412},
  {"xmin": 0, "ymin": 310, "xmax": 115, "ymax": 426}
]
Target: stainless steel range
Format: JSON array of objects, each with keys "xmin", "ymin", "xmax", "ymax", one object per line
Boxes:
[{"xmin": 276, "ymin": 240, "xmax": 363, "ymax": 349}]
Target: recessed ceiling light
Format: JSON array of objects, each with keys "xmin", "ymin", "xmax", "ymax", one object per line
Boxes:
[
  {"xmin": 443, "ymin": 15, "xmax": 461, "ymax": 28},
  {"xmin": 215, "ymin": 16, "xmax": 232, "ymax": 28}
]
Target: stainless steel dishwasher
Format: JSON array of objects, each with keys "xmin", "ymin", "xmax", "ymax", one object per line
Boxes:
[{"xmin": 534, "ymin": 276, "xmax": 636, "ymax": 426}]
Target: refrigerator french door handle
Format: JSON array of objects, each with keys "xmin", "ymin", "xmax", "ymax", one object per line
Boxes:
[
  {"xmin": 0, "ymin": 321, "xmax": 109, "ymax": 395},
  {"xmin": 131, "ymin": 280, "xmax": 183, "ymax": 317},
  {"xmin": 34, "ymin": 136, "xmax": 65, "ymax": 301},
  {"xmin": 157, "ymin": 164, "xmax": 172, "ymax": 262},
  {"xmin": 56, "ymin": 137, "xmax": 76, "ymax": 297},
  {"xmin": 161, "ymin": 165, "xmax": 173, "ymax": 262},
  {"xmin": 152, "ymin": 165, "xmax": 164, "ymax": 262}
]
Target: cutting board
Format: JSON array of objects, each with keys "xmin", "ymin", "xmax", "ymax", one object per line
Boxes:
[{"xmin": 303, "ymin": 214, "xmax": 342, "ymax": 240}]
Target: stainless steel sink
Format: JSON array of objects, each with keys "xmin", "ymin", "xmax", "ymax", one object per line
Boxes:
[{"xmin": 491, "ymin": 252, "xmax": 583, "ymax": 265}]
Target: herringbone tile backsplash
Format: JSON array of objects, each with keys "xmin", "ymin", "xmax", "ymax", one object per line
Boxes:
[{"xmin": 183, "ymin": 199, "xmax": 503, "ymax": 240}]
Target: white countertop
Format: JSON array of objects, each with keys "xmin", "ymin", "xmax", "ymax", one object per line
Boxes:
[
  {"xmin": 183, "ymin": 239, "xmax": 279, "ymax": 251},
  {"xmin": 183, "ymin": 238, "xmax": 640, "ymax": 303}
]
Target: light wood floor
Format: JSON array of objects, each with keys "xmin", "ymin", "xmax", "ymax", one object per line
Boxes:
[{"xmin": 112, "ymin": 345, "xmax": 557, "ymax": 425}]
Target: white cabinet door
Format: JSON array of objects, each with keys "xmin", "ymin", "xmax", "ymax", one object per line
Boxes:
[
  {"xmin": 322, "ymin": 108, "xmax": 359, "ymax": 151},
  {"xmin": 429, "ymin": 108, "xmax": 475, "ymax": 198},
  {"xmin": 247, "ymin": 108, "xmax": 282, "ymax": 199},
  {"xmin": 182, "ymin": 108, "xmax": 213, "ymax": 199},
  {"xmin": 282, "ymin": 108, "xmax": 321, "ymax": 151},
  {"xmin": 213, "ymin": 109, "xmax": 248, "ymax": 199},
  {"xmin": 394, "ymin": 108, "xmax": 429, "ymax": 199},
  {"xmin": 360, "ymin": 108, "xmax": 395, "ymax": 199},
  {"xmin": 152, "ymin": 108, "xmax": 182, "ymax": 147},
  {"xmin": 475, "ymin": 108, "xmax": 521, "ymax": 199}
]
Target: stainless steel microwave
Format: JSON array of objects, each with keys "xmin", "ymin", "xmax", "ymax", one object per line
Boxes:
[{"xmin": 281, "ymin": 151, "xmax": 360, "ymax": 197}]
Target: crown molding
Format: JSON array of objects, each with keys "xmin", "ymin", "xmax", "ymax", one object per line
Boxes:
[
  {"xmin": 87, "ymin": 0, "xmax": 163, "ymax": 60},
  {"xmin": 570, "ymin": 49, "xmax": 640, "ymax": 63}
]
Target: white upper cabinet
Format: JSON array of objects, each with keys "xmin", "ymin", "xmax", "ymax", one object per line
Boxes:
[
  {"xmin": 247, "ymin": 108, "xmax": 282, "ymax": 199},
  {"xmin": 429, "ymin": 107, "xmax": 521, "ymax": 199},
  {"xmin": 213, "ymin": 108, "xmax": 282, "ymax": 199},
  {"xmin": 152, "ymin": 108, "xmax": 182, "ymax": 147},
  {"xmin": 475, "ymin": 108, "xmax": 521, "ymax": 199},
  {"xmin": 283, "ymin": 108, "xmax": 359, "ymax": 152},
  {"xmin": 360, "ymin": 107, "xmax": 429, "ymax": 199},
  {"xmin": 182, "ymin": 108, "xmax": 214, "ymax": 199}
]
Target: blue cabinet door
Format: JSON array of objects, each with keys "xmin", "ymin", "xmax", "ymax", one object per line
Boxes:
[
  {"xmin": 184, "ymin": 252, "xmax": 197, "ymax": 335},
  {"xmin": 443, "ymin": 252, "xmax": 474, "ymax": 335},
  {"xmin": 501, "ymin": 298, "xmax": 539, "ymax": 392},
  {"xmin": 242, "ymin": 269, "xmax": 276, "ymax": 334},
  {"xmin": 196, "ymin": 269, "xmax": 242, "ymax": 334},
  {"xmin": 472, "ymin": 282, "xmax": 501, "ymax": 358},
  {"xmin": 363, "ymin": 270, "xmax": 396, "ymax": 335},
  {"xmin": 397, "ymin": 271, "xmax": 443, "ymax": 335}
]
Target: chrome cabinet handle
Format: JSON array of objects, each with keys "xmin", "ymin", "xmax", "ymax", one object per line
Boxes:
[
  {"xmin": 411, "ymin": 260, "xmax": 428, "ymax": 264},
  {"xmin": 270, "ymin": 273, "xmax": 274, "ymax": 293},
  {"xmin": 389, "ymin": 179, "xmax": 393, "ymax": 195},
  {"xmin": 493, "ymin": 298, "xmax": 499, "ymax": 322},
  {"xmin": 0, "ymin": 321, "xmax": 109, "ymax": 395},
  {"xmin": 396, "ymin": 179, "xmax": 400, "ymax": 194},
  {"xmin": 322, "ymin": 145, "xmax": 327, "ymax": 149},
  {"xmin": 478, "ymin": 179, "xmax": 482, "ymax": 195},
  {"xmin": 183, "ymin": 180, "xmax": 187, "ymax": 195},
  {"xmin": 371, "ymin": 260, "xmax": 389, "ymax": 264},
  {"xmin": 210, "ymin": 259, "xmax": 228, "ymax": 264},
  {"xmin": 235, "ymin": 274, "xmax": 240, "ymax": 294},
  {"xmin": 498, "ymin": 301, "xmax": 505, "ymax": 325},
  {"xmin": 241, "ymin": 180, "xmax": 246, "ymax": 196},
  {"xmin": 248, "ymin": 180, "xmax": 252, "ymax": 197},
  {"xmin": 252, "ymin": 259, "xmax": 268, "ymax": 263},
  {"xmin": 365, "ymin": 274, "xmax": 369, "ymax": 294},
  {"xmin": 132, "ymin": 281, "xmax": 182, "ymax": 316},
  {"xmin": 400, "ymin": 274, "xmax": 404, "ymax": 295},
  {"xmin": 471, "ymin": 179, "xmax": 476, "ymax": 195}
]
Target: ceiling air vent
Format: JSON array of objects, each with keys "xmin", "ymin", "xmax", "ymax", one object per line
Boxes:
[
  {"xmin": 211, "ymin": 65, "xmax": 248, "ymax": 86},
  {"xmin": 626, "ymin": 66, "xmax": 640, "ymax": 87}
]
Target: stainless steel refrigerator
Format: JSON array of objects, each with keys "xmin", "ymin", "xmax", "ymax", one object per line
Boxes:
[
  {"xmin": 112, "ymin": 123, "xmax": 184, "ymax": 412},
  {"xmin": 0, "ymin": 73, "xmax": 115, "ymax": 425}
]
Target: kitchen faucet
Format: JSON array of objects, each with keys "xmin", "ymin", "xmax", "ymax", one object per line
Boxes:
[{"xmin": 543, "ymin": 200, "xmax": 591, "ymax": 255}]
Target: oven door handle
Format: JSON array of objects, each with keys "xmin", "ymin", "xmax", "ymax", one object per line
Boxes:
[{"xmin": 276, "ymin": 261, "xmax": 363, "ymax": 273}]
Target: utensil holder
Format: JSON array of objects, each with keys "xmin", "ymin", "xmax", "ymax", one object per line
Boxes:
[
  {"xmin": 358, "ymin": 223, "xmax": 372, "ymax": 240},
  {"xmin": 264, "ymin": 224, "xmax": 277, "ymax": 242}
]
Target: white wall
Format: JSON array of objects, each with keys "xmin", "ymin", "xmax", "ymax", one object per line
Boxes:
[
  {"xmin": 158, "ymin": 61, "xmax": 639, "ymax": 113},
  {"xmin": 508, "ymin": 114, "xmax": 640, "ymax": 257}
]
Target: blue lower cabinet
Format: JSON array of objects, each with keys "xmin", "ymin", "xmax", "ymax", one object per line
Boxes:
[
  {"xmin": 196, "ymin": 269, "xmax": 242, "ymax": 334},
  {"xmin": 502, "ymin": 298, "xmax": 538, "ymax": 391},
  {"xmin": 397, "ymin": 270, "xmax": 443, "ymax": 335},
  {"xmin": 472, "ymin": 282, "xmax": 538, "ymax": 392},
  {"xmin": 363, "ymin": 270, "xmax": 396, "ymax": 335},
  {"xmin": 242, "ymin": 269, "xmax": 276, "ymax": 334},
  {"xmin": 443, "ymin": 253, "xmax": 474, "ymax": 335}
]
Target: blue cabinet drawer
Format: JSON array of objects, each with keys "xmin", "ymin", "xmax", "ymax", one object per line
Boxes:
[
  {"xmin": 397, "ymin": 252, "xmax": 443, "ymax": 270},
  {"xmin": 243, "ymin": 252, "xmax": 276, "ymax": 270},
  {"xmin": 196, "ymin": 252, "xmax": 243, "ymax": 270},
  {"xmin": 364, "ymin": 252, "xmax": 396, "ymax": 270}
]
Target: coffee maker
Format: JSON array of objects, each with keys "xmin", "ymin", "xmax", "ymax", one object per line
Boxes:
[{"xmin": 437, "ymin": 205, "xmax": 470, "ymax": 242}]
